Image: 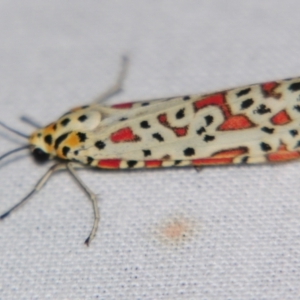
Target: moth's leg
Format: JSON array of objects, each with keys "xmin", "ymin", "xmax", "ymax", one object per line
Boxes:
[
  {"xmin": 20, "ymin": 116, "xmax": 42, "ymax": 128},
  {"xmin": 0, "ymin": 162, "xmax": 67, "ymax": 219},
  {"xmin": 92, "ymin": 55, "xmax": 129, "ymax": 104},
  {"xmin": 66, "ymin": 163, "xmax": 99, "ymax": 246},
  {"xmin": 194, "ymin": 166, "xmax": 202, "ymax": 173}
]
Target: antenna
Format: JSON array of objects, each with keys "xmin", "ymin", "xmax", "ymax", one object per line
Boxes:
[
  {"xmin": 20, "ymin": 116, "xmax": 41, "ymax": 128},
  {"xmin": 0, "ymin": 145, "xmax": 29, "ymax": 161},
  {"xmin": 0, "ymin": 121, "xmax": 29, "ymax": 138}
]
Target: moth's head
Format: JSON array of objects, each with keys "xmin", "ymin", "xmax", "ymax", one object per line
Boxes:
[
  {"xmin": 0, "ymin": 105, "xmax": 102, "ymax": 164},
  {"xmin": 28, "ymin": 106, "xmax": 103, "ymax": 162},
  {"xmin": 29, "ymin": 123, "xmax": 57, "ymax": 163},
  {"xmin": 0, "ymin": 120, "xmax": 52, "ymax": 163}
]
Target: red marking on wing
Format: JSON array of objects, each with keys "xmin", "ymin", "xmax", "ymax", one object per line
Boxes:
[
  {"xmin": 173, "ymin": 127, "xmax": 187, "ymax": 136},
  {"xmin": 193, "ymin": 93, "xmax": 230, "ymax": 118},
  {"xmin": 110, "ymin": 127, "xmax": 140, "ymax": 143},
  {"xmin": 157, "ymin": 113, "xmax": 188, "ymax": 137},
  {"xmin": 261, "ymin": 82, "xmax": 281, "ymax": 98},
  {"xmin": 192, "ymin": 147, "xmax": 247, "ymax": 165},
  {"xmin": 145, "ymin": 160, "xmax": 162, "ymax": 168},
  {"xmin": 98, "ymin": 159, "xmax": 121, "ymax": 169},
  {"xmin": 262, "ymin": 82, "xmax": 277, "ymax": 93},
  {"xmin": 192, "ymin": 157, "xmax": 232, "ymax": 165},
  {"xmin": 219, "ymin": 115, "xmax": 254, "ymax": 130},
  {"xmin": 270, "ymin": 110, "xmax": 291, "ymax": 125},
  {"xmin": 158, "ymin": 114, "xmax": 167, "ymax": 124},
  {"xmin": 213, "ymin": 148, "xmax": 247, "ymax": 158},
  {"xmin": 111, "ymin": 102, "xmax": 133, "ymax": 109},
  {"xmin": 267, "ymin": 143, "xmax": 300, "ymax": 162}
]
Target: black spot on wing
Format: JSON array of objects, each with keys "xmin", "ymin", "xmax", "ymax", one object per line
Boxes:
[
  {"xmin": 143, "ymin": 149, "xmax": 151, "ymax": 157},
  {"xmin": 289, "ymin": 82, "xmax": 300, "ymax": 92},
  {"xmin": 183, "ymin": 96, "xmax": 190, "ymax": 101},
  {"xmin": 204, "ymin": 115, "xmax": 213, "ymax": 126},
  {"xmin": 153, "ymin": 133, "xmax": 164, "ymax": 142},
  {"xmin": 127, "ymin": 160, "xmax": 137, "ymax": 168},
  {"xmin": 61, "ymin": 118, "xmax": 71, "ymax": 127},
  {"xmin": 236, "ymin": 88, "xmax": 251, "ymax": 97},
  {"xmin": 294, "ymin": 105, "xmax": 300, "ymax": 112},
  {"xmin": 140, "ymin": 121, "xmax": 150, "ymax": 129},
  {"xmin": 260, "ymin": 142, "xmax": 272, "ymax": 152},
  {"xmin": 203, "ymin": 135, "xmax": 215, "ymax": 142},
  {"xmin": 77, "ymin": 132, "xmax": 87, "ymax": 142},
  {"xmin": 95, "ymin": 141, "xmax": 106, "ymax": 149},
  {"xmin": 290, "ymin": 129, "xmax": 298, "ymax": 137},
  {"xmin": 261, "ymin": 127, "xmax": 274, "ymax": 134},
  {"xmin": 87, "ymin": 157, "xmax": 94, "ymax": 165},
  {"xmin": 241, "ymin": 98, "xmax": 254, "ymax": 110},
  {"xmin": 254, "ymin": 104, "xmax": 271, "ymax": 115},
  {"xmin": 54, "ymin": 132, "xmax": 70, "ymax": 149},
  {"xmin": 196, "ymin": 127, "xmax": 206, "ymax": 135},
  {"xmin": 176, "ymin": 109, "xmax": 185, "ymax": 119},
  {"xmin": 78, "ymin": 115, "xmax": 87, "ymax": 122},
  {"xmin": 120, "ymin": 117, "xmax": 127, "ymax": 121},
  {"xmin": 183, "ymin": 147, "xmax": 195, "ymax": 156}
]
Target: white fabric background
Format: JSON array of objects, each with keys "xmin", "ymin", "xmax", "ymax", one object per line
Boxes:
[{"xmin": 0, "ymin": 1, "xmax": 300, "ymax": 299}]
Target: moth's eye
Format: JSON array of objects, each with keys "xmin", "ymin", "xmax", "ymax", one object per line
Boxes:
[{"xmin": 32, "ymin": 148, "xmax": 50, "ymax": 163}]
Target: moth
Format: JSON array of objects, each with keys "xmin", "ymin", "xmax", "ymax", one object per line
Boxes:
[{"xmin": 1, "ymin": 57, "xmax": 300, "ymax": 245}]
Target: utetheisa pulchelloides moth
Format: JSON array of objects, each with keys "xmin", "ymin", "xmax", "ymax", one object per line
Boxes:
[{"xmin": 1, "ymin": 56, "xmax": 300, "ymax": 245}]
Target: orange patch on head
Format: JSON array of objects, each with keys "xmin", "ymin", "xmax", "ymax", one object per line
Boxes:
[
  {"xmin": 270, "ymin": 110, "xmax": 291, "ymax": 125},
  {"xmin": 65, "ymin": 132, "xmax": 80, "ymax": 147},
  {"xmin": 43, "ymin": 123, "xmax": 56, "ymax": 135},
  {"xmin": 219, "ymin": 115, "xmax": 254, "ymax": 131}
]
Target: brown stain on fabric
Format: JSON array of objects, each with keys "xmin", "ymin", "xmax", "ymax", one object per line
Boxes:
[{"xmin": 154, "ymin": 215, "xmax": 200, "ymax": 246}]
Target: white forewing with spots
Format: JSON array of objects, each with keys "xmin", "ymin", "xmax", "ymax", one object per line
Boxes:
[{"xmin": 1, "ymin": 57, "xmax": 300, "ymax": 245}]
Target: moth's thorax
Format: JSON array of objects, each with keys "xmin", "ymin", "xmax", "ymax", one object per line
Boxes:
[{"xmin": 29, "ymin": 105, "xmax": 103, "ymax": 160}]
